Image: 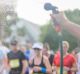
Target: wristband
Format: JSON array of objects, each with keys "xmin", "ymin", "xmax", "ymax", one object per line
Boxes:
[{"xmin": 41, "ymin": 67, "xmax": 46, "ymax": 73}]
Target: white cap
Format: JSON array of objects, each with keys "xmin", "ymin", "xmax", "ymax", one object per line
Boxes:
[{"xmin": 32, "ymin": 43, "xmax": 43, "ymax": 50}]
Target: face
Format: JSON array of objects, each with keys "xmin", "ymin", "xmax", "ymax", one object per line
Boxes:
[
  {"xmin": 72, "ymin": 49, "xmax": 78, "ymax": 55},
  {"xmin": 20, "ymin": 45, "xmax": 26, "ymax": 52},
  {"xmin": 63, "ymin": 43, "xmax": 69, "ymax": 53},
  {"xmin": 11, "ymin": 44, "xmax": 18, "ymax": 51},
  {"xmin": 26, "ymin": 42, "xmax": 32, "ymax": 49},
  {"xmin": 42, "ymin": 48, "xmax": 48, "ymax": 56},
  {"xmin": 34, "ymin": 48, "xmax": 41, "ymax": 56},
  {"xmin": 43, "ymin": 43, "xmax": 50, "ymax": 56}
]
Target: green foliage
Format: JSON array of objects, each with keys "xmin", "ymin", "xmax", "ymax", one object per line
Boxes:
[
  {"xmin": 40, "ymin": 9, "xmax": 80, "ymax": 52},
  {"xmin": 4, "ymin": 15, "xmax": 19, "ymax": 37},
  {"xmin": 4, "ymin": 24, "xmax": 12, "ymax": 37},
  {"xmin": 62, "ymin": 29, "xmax": 77, "ymax": 52},
  {"xmin": 40, "ymin": 24, "xmax": 77, "ymax": 52},
  {"xmin": 65, "ymin": 9, "xmax": 80, "ymax": 25},
  {"xmin": 40, "ymin": 22, "xmax": 59, "ymax": 51}
]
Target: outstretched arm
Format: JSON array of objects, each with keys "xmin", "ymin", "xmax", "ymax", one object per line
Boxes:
[{"xmin": 51, "ymin": 12, "xmax": 80, "ymax": 40}]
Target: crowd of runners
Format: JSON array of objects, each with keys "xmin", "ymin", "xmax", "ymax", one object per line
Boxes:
[
  {"xmin": 0, "ymin": 39, "xmax": 80, "ymax": 74},
  {"xmin": 0, "ymin": 4, "xmax": 80, "ymax": 74}
]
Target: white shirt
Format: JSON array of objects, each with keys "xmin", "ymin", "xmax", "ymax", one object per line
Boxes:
[
  {"xmin": 0, "ymin": 45, "xmax": 10, "ymax": 57},
  {"xmin": 0, "ymin": 45, "xmax": 10, "ymax": 74},
  {"xmin": 76, "ymin": 52, "xmax": 80, "ymax": 74}
]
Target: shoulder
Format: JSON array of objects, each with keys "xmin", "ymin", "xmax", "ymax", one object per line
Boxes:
[
  {"xmin": 29, "ymin": 57, "xmax": 34, "ymax": 65},
  {"xmin": 54, "ymin": 52, "xmax": 60, "ymax": 59},
  {"xmin": 68, "ymin": 54, "xmax": 75, "ymax": 58},
  {"xmin": 7, "ymin": 51, "xmax": 12, "ymax": 55},
  {"xmin": 18, "ymin": 50, "xmax": 24, "ymax": 54},
  {"xmin": 68, "ymin": 54, "xmax": 76, "ymax": 62},
  {"xmin": 43, "ymin": 55, "xmax": 49, "ymax": 62},
  {"xmin": 7, "ymin": 51, "xmax": 13, "ymax": 57}
]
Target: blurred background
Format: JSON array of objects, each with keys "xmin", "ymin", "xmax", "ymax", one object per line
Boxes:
[{"xmin": 0, "ymin": 0, "xmax": 80, "ymax": 52}]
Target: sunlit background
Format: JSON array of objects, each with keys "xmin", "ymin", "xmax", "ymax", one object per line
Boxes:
[
  {"xmin": 0, "ymin": 0, "xmax": 80, "ymax": 49},
  {"xmin": 16, "ymin": 0, "xmax": 80, "ymax": 25}
]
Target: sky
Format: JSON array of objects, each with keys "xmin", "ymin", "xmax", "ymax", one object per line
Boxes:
[{"xmin": 16, "ymin": 0, "xmax": 80, "ymax": 25}]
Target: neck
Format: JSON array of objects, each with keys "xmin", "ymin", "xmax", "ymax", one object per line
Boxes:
[
  {"xmin": 36, "ymin": 53, "xmax": 42, "ymax": 58},
  {"xmin": 13, "ymin": 49, "xmax": 18, "ymax": 52},
  {"xmin": 63, "ymin": 52, "xmax": 68, "ymax": 56}
]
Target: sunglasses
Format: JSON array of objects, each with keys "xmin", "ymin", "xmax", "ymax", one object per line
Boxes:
[{"xmin": 34, "ymin": 48, "xmax": 41, "ymax": 51}]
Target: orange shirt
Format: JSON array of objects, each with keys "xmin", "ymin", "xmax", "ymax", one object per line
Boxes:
[{"xmin": 53, "ymin": 52, "xmax": 76, "ymax": 74}]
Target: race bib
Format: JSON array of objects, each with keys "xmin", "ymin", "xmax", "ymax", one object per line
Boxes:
[
  {"xmin": 57, "ymin": 67, "xmax": 67, "ymax": 74},
  {"xmin": 10, "ymin": 59, "xmax": 20, "ymax": 68}
]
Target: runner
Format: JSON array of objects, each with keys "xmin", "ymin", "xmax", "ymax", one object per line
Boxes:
[
  {"xmin": 43, "ymin": 42, "xmax": 54, "ymax": 66},
  {"xmin": 53, "ymin": 41, "xmax": 77, "ymax": 74},
  {"xmin": 0, "ymin": 41, "xmax": 10, "ymax": 57},
  {"xmin": 23, "ymin": 41, "xmax": 34, "ymax": 74},
  {"xmin": 75, "ymin": 47, "xmax": 80, "ymax": 74},
  {"xmin": 25, "ymin": 41, "xmax": 35, "ymax": 61},
  {"xmin": 7, "ymin": 40, "xmax": 28, "ymax": 74},
  {"xmin": 29, "ymin": 42, "xmax": 52, "ymax": 74},
  {"xmin": 19, "ymin": 41, "xmax": 30, "ymax": 74},
  {"xmin": 0, "ymin": 48, "xmax": 5, "ymax": 74},
  {"xmin": 0, "ymin": 41, "xmax": 10, "ymax": 74}
]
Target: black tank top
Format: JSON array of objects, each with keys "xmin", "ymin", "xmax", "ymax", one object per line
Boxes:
[
  {"xmin": 49, "ymin": 54, "xmax": 54, "ymax": 66},
  {"xmin": 31, "ymin": 56, "xmax": 46, "ymax": 74}
]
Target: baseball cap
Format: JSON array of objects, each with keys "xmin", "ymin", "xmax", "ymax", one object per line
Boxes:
[{"xmin": 32, "ymin": 42, "xmax": 43, "ymax": 50}]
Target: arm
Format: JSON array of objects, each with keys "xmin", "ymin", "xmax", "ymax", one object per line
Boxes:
[
  {"xmin": 52, "ymin": 63, "xmax": 57, "ymax": 72},
  {"xmin": 29, "ymin": 56, "xmax": 52, "ymax": 74},
  {"xmin": 51, "ymin": 12, "xmax": 80, "ymax": 40},
  {"xmin": 71, "ymin": 63, "xmax": 77, "ymax": 72},
  {"xmin": 4, "ymin": 54, "xmax": 10, "ymax": 70},
  {"xmin": 21, "ymin": 60, "xmax": 28, "ymax": 74},
  {"xmin": 64, "ymin": 56, "xmax": 77, "ymax": 73},
  {"xmin": 29, "ymin": 59, "xmax": 33, "ymax": 74},
  {"xmin": 70, "ymin": 56, "xmax": 77, "ymax": 72},
  {"xmin": 43, "ymin": 56, "xmax": 52, "ymax": 74},
  {"xmin": 21, "ymin": 52, "xmax": 28, "ymax": 74},
  {"xmin": 0, "ymin": 59, "xmax": 5, "ymax": 73}
]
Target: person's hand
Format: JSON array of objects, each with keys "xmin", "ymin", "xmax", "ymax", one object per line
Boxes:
[
  {"xmin": 21, "ymin": 73, "xmax": 25, "ymax": 74},
  {"xmin": 50, "ymin": 12, "xmax": 67, "ymax": 24},
  {"xmin": 64, "ymin": 66, "xmax": 70, "ymax": 71},
  {"xmin": 52, "ymin": 66, "xmax": 57, "ymax": 71},
  {"xmin": 29, "ymin": 68, "xmax": 33, "ymax": 74},
  {"xmin": 33, "ymin": 66, "xmax": 41, "ymax": 72},
  {"xmin": 50, "ymin": 12, "xmax": 65, "ymax": 18}
]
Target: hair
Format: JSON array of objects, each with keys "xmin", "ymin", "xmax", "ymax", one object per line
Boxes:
[
  {"xmin": 43, "ymin": 42, "xmax": 50, "ymax": 51},
  {"xmin": 73, "ymin": 47, "xmax": 80, "ymax": 53},
  {"xmin": 62, "ymin": 41, "xmax": 69, "ymax": 49},
  {"xmin": 10, "ymin": 39, "xmax": 18, "ymax": 45}
]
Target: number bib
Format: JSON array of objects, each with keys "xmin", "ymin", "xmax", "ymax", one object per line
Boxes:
[
  {"xmin": 10, "ymin": 59, "xmax": 20, "ymax": 68},
  {"xmin": 57, "ymin": 67, "xmax": 67, "ymax": 74}
]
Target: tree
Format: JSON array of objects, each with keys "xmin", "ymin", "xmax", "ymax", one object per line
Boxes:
[
  {"xmin": 4, "ymin": 13, "xmax": 19, "ymax": 38},
  {"xmin": 40, "ymin": 9, "xmax": 80, "ymax": 52},
  {"xmin": 4, "ymin": 24, "xmax": 12, "ymax": 37},
  {"xmin": 65, "ymin": 9, "xmax": 80, "ymax": 25}
]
